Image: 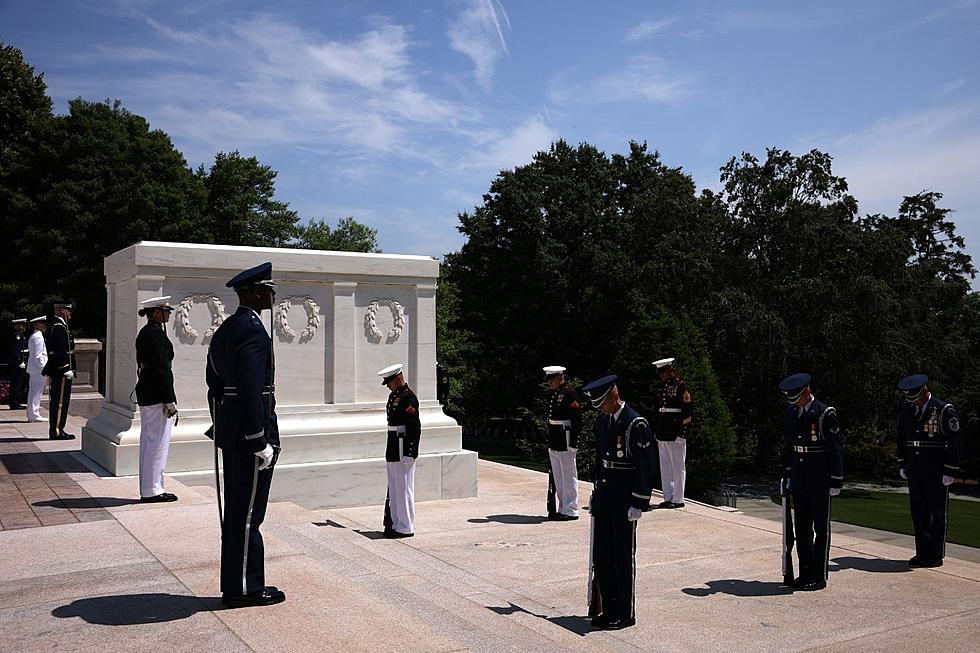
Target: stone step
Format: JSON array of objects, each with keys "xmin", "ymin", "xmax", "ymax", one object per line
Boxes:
[{"xmin": 265, "ymin": 504, "xmax": 631, "ymax": 652}]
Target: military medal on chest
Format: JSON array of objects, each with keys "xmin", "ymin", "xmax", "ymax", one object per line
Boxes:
[
  {"xmin": 926, "ymin": 409, "xmax": 938, "ymax": 435},
  {"xmin": 616, "ymin": 435, "xmax": 624, "ymax": 457},
  {"xmin": 811, "ymin": 422, "xmax": 817, "ymax": 441}
]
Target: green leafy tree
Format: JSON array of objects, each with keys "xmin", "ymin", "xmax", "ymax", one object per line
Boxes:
[
  {"xmin": 0, "ymin": 41, "xmax": 54, "ymax": 324},
  {"xmin": 21, "ymin": 99, "xmax": 205, "ymax": 335},
  {"xmin": 294, "ymin": 216, "xmax": 380, "ymax": 252},
  {"xmin": 199, "ymin": 151, "xmax": 299, "ymax": 247}
]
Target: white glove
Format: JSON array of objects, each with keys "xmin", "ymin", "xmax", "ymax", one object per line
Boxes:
[
  {"xmin": 64, "ymin": 370, "xmax": 74, "ymax": 380},
  {"xmin": 783, "ymin": 478, "xmax": 791, "ymax": 493},
  {"xmin": 164, "ymin": 403, "xmax": 178, "ymax": 418},
  {"xmin": 677, "ymin": 437, "xmax": 686, "ymax": 444},
  {"xmin": 255, "ymin": 444, "xmax": 274, "ymax": 470},
  {"xmin": 19, "ymin": 362, "xmax": 26, "ymax": 369},
  {"xmin": 942, "ymin": 475, "xmax": 954, "ymax": 486},
  {"xmin": 829, "ymin": 488, "xmax": 841, "ymax": 497},
  {"xmin": 627, "ymin": 507, "xmax": 642, "ymax": 522},
  {"xmin": 402, "ymin": 455, "xmax": 415, "ymax": 466},
  {"xmin": 899, "ymin": 468, "xmax": 907, "ymax": 480}
]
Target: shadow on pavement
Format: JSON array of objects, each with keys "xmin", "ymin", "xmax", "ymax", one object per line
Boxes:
[
  {"xmin": 830, "ymin": 556, "xmax": 912, "ymax": 573},
  {"xmin": 0, "ymin": 451, "xmax": 90, "ymax": 474},
  {"xmin": 33, "ymin": 497, "xmax": 140, "ymax": 509},
  {"xmin": 487, "ymin": 601, "xmax": 595, "ymax": 635},
  {"xmin": 682, "ymin": 579, "xmax": 793, "ymax": 597},
  {"xmin": 0, "ymin": 436, "xmax": 50, "ymax": 442},
  {"xmin": 52, "ymin": 593, "xmax": 223, "ymax": 625},
  {"xmin": 468, "ymin": 514, "xmax": 551, "ymax": 525}
]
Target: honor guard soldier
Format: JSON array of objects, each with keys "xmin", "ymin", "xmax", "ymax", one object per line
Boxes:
[
  {"xmin": 778, "ymin": 373, "xmax": 844, "ymax": 591},
  {"xmin": 652, "ymin": 358, "xmax": 693, "ymax": 508},
  {"xmin": 544, "ymin": 365, "xmax": 581, "ymax": 520},
  {"xmin": 582, "ymin": 375, "xmax": 656, "ymax": 630},
  {"xmin": 26, "ymin": 316, "xmax": 48, "ymax": 422},
  {"xmin": 8, "ymin": 319, "xmax": 29, "ymax": 410},
  {"xmin": 206, "ymin": 262, "xmax": 284, "ymax": 607},
  {"xmin": 379, "ymin": 363, "xmax": 421, "ymax": 538},
  {"xmin": 43, "ymin": 302, "xmax": 76, "ymax": 439},
  {"xmin": 896, "ymin": 374, "xmax": 963, "ymax": 568},
  {"xmin": 135, "ymin": 297, "xmax": 179, "ymax": 503}
]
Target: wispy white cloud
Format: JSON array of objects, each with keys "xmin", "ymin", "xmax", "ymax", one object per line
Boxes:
[
  {"xmin": 937, "ymin": 78, "xmax": 966, "ymax": 95},
  {"xmin": 549, "ymin": 55, "xmax": 693, "ymax": 105},
  {"xmin": 461, "ymin": 114, "xmax": 557, "ymax": 171},
  {"xmin": 447, "ymin": 0, "xmax": 511, "ymax": 90},
  {"xmin": 817, "ymin": 104, "xmax": 980, "ymax": 239},
  {"xmin": 624, "ymin": 17, "xmax": 679, "ymax": 42}
]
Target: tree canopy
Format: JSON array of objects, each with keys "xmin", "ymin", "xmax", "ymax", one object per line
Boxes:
[{"xmin": 440, "ymin": 141, "xmax": 978, "ymax": 488}]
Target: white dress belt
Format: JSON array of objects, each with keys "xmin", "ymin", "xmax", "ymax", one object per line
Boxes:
[
  {"xmin": 659, "ymin": 408, "xmax": 682, "ymax": 413},
  {"xmin": 548, "ymin": 419, "xmax": 571, "ymax": 426}
]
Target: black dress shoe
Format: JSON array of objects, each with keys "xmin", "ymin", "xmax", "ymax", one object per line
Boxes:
[
  {"xmin": 590, "ymin": 614, "xmax": 609, "ymax": 628},
  {"xmin": 918, "ymin": 558, "xmax": 943, "ymax": 568},
  {"xmin": 790, "ymin": 577, "xmax": 806, "ymax": 589},
  {"xmin": 801, "ymin": 580, "xmax": 827, "ymax": 591},
  {"xmin": 547, "ymin": 513, "xmax": 561, "ymax": 520},
  {"xmin": 602, "ymin": 617, "xmax": 636, "ymax": 630},
  {"xmin": 140, "ymin": 492, "xmax": 179, "ymax": 503},
  {"xmin": 669, "ymin": 502, "xmax": 686, "ymax": 509},
  {"xmin": 908, "ymin": 555, "xmax": 924, "ymax": 567},
  {"xmin": 384, "ymin": 530, "xmax": 414, "ymax": 539},
  {"xmin": 656, "ymin": 501, "xmax": 673, "ymax": 509},
  {"xmin": 49, "ymin": 433, "xmax": 76, "ymax": 440},
  {"xmin": 222, "ymin": 588, "xmax": 286, "ymax": 607}
]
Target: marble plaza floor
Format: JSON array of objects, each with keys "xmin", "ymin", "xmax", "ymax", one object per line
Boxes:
[{"xmin": 1, "ymin": 410, "xmax": 978, "ymax": 652}]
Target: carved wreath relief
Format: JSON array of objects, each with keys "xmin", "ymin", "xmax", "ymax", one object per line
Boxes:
[
  {"xmin": 174, "ymin": 294, "xmax": 226, "ymax": 342},
  {"xmin": 364, "ymin": 298, "xmax": 405, "ymax": 344},
  {"xmin": 275, "ymin": 296, "xmax": 321, "ymax": 342}
]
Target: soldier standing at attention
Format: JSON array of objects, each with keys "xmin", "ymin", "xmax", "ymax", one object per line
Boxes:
[
  {"xmin": 8, "ymin": 318, "xmax": 29, "ymax": 410},
  {"xmin": 26, "ymin": 316, "xmax": 48, "ymax": 422},
  {"xmin": 379, "ymin": 363, "xmax": 421, "ymax": 538},
  {"xmin": 582, "ymin": 374, "xmax": 656, "ymax": 630},
  {"xmin": 652, "ymin": 357, "xmax": 693, "ymax": 509},
  {"xmin": 778, "ymin": 373, "xmax": 843, "ymax": 591},
  {"xmin": 896, "ymin": 374, "xmax": 962, "ymax": 568},
  {"xmin": 543, "ymin": 365, "xmax": 581, "ymax": 520},
  {"xmin": 135, "ymin": 296, "xmax": 179, "ymax": 503},
  {"xmin": 206, "ymin": 262, "xmax": 284, "ymax": 607},
  {"xmin": 44, "ymin": 302, "xmax": 76, "ymax": 440}
]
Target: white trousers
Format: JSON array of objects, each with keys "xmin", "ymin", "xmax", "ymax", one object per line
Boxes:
[
  {"xmin": 26, "ymin": 374, "xmax": 46, "ymax": 422},
  {"xmin": 386, "ymin": 456, "xmax": 416, "ymax": 534},
  {"xmin": 657, "ymin": 439, "xmax": 686, "ymax": 503},
  {"xmin": 139, "ymin": 404, "xmax": 174, "ymax": 498},
  {"xmin": 548, "ymin": 448, "xmax": 579, "ymax": 516}
]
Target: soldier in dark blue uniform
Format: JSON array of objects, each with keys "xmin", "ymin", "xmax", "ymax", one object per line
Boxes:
[
  {"xmin": 778, "ymin": 373, "xmax": 844, "ymax": 591},
  {"xmin": 44, "ymin": 302, "xmax": 76, "ymax": 439},
  {"xmin": 379, "ymin": 363, "xmax": 421, "ymax": 538},
  {"xmin": 896, "ymin": 374, "xmax": 962, "ymax": 568},
  {"xmin": 582, "ymin": 375, "xmax": 655, "ymax": 631},
  {"xmin": 652, "ymin": 357, "xmax": 693, "ymax": 508},
  {"xmin": 206, "ymin": 262, "xmax": 284, "ymax": 607},
  {"xmin": 7, "ymin": 318, "xmax": 29, "ymax": 410},
  {"xmin": 544, "ymin": 365, "xmax": 582, "ymax": 520}
]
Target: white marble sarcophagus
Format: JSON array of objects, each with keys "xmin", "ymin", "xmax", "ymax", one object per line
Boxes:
[{"xmin": 82, "ymin": 241, "xmax": 476, "ymax": 508}]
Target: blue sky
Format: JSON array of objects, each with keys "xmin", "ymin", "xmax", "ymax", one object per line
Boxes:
[{"xmin": 3, "ymin": 0, "xmax": 980, "ymax": 274}]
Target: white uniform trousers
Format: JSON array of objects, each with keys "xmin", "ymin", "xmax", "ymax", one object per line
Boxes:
[
  {"xmin": 548, "ymin": 448, "xmax": 579, "ymax": 516},
  {"xmin": 26, "ymin": 374, "xmax": 46, "ymax": 422},
  {"xmin": 139, "ymin": 404, "xmax": 174, "ymax": 498},
  {"xmin": 386, "ymin": 456, "xmax": 416, "ymax": 534},
  {"xmin": 657, "ymin": 439, "xmax": 686, "ymax": 503}
]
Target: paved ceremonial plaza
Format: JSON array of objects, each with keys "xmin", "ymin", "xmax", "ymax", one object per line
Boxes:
[{"xmin": 1, "ymin": 412, "xmax": 978, "ymax": 653}]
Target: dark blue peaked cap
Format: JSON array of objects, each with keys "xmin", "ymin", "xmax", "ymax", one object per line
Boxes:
[
  {"xmin": 778, "ymin": 372, "xmax": 811, "ymax": 395},
  {"xmin": 897, "ymin": 374, "xmax": 928, "ymax": 394},
  {"xmin": 582, "ymin": 374, "xmax": 618, "ymax": 403},
  {"xmin": 226, "ymin": 262, "xmax": 276, "ymax": 289}
]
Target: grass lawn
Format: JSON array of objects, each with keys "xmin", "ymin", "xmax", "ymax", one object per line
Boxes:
[
  {"xmin": 462, "ymin": 436, "xmax": 550, "ymax": 474},
  {"xmin": 830, "ymin": 489, "xmax": 980, "ymax": 549}
]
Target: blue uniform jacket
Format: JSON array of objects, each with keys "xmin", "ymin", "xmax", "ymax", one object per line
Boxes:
[
  {"xmin": 593, "ymin": 403, "xmax": 656, "ymax": 515},
  {"xmin": 783, "ymin": 399, "xmax": 844, "ymax": 490},
  {"xmin": 897, "ymin": 396, "xmax": 961, "ymax": 477},
  {"xmin": 206, "ymin": 306, "xmax": 279, "ymax": 454}
]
